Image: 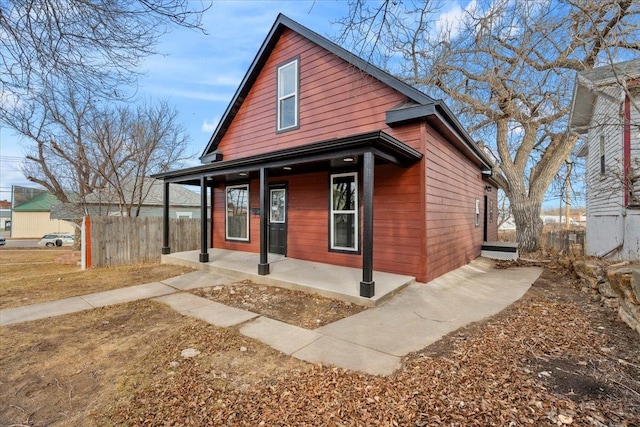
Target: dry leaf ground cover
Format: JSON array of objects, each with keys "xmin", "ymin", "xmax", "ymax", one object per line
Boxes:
[
  {"xmin": 1, "ymin": 255, "xmax": 639, "ymax": 426},
  {"xmin": 0, "ymin": 249, "xmax": 193, "ymax": 309},
  {"xmin": 191, "ymin": 280, "xmax": 367, "ymax": 329}
]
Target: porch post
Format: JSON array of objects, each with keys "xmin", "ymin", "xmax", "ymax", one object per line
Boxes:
[
  {"xmin": 258, "ymin": 167, "xmax": 270, "ymax": 275},
  {"xmin": 161, "ymin": 181, "xmax": 170, "ymax": 254},
  {"xmin": 360, "ymin": 151, "xmax": 375, "ymax": 297},
  {"xmin": 209, "ymin": 183, "xmax": 214, "ymax": 249},
  {"xmin": 199, "ymin": 175, "xmax": 209, "ymax": 262}
]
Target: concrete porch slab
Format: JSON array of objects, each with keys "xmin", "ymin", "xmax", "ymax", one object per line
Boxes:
[{"xmin": 162, "ymin": 248, "xmax": 415, "ymax": 307}]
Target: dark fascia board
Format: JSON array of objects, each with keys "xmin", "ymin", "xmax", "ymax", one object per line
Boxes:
[
  {"xmin": 156, "ymin": 131, "xmax": 422, "ymax": 183},
  {"xmin": 199, "ymin": 14, "xmax": 435, "ymax": 161},
  {"xmin": 386, "ymin": 100, "xmax": 493, "ymax": 170},
  {"xmin": 482, "ymin": 174, "xmax": 502, "ymax": 189}
]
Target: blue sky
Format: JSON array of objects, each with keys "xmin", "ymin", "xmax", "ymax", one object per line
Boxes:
[
  {"xmin": 0, "ymin": 0, "xmax": 581, "ymax": 208},
  {"xmin": 0, "ymin": 0, "xmax": 352, "ymax": 201}
]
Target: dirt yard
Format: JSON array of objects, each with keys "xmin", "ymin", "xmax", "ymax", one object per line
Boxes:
[
  {"xmin": 1, "ymin": 251, "xmax": 639, "ymax": 426},
  {"xmin": 191, "ymin": 280, "xmax": 366, "ymax": 329}
]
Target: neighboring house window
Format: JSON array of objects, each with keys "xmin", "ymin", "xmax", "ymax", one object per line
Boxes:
[
  {"xmin": 277, "ymin": 58, "xmax": 299, "ymax": 132},
  {"xmin": 475, "ymin": 199, "xmax": 480, "ymax": 227},
  {"xmin": 176, "ymin": 212, "xmax": 192, "ymax": 219},
  {"xmin": 599, "ymin": 134, "xmax": 605, "ymax": 175},
  {"xmin": 330, "ymin": 172, "xmax": 358, "ymax": 251},
  {"xmin": 226, "ymin": 184, "xmax": 249, "ymax": 241}
]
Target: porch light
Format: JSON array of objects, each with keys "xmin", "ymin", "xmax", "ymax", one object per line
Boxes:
[
  {"xmin": 343, "ymin": 157, "xmax": 354, "ymax": 162},
  {"xmin": 283, "ymin": 166, "xmax": 292, "ymax": 170},
  {"xmin": 239, "ymin": 172, "xmax": 248, "ymax": 176}
]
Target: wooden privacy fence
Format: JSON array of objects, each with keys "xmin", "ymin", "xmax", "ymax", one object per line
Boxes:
[
  {"xmin": 89, "ymin": 216, "xmax": 205, "ymax": 267},
  {"xmin": 541, "ymin": 229, "xmax": 586, "ymax": 255}
]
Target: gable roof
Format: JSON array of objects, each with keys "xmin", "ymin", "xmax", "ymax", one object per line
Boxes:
[
  {"xmin": 569, "ymin": 58, "xmax": 640, "ymax": 134},
  {"xmin": 200, "ymin": 14, "xmax": 492, "ymax": 171}
]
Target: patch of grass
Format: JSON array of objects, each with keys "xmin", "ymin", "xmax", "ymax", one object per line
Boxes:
[
  {"xmin": 0, "ymin": 249, "xmax": 194, "ymax": 309},
  {"xmin": 0, "ymin": 248, "xmax": 66, "ymax": 264}
]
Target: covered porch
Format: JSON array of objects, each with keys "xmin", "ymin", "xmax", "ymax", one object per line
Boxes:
[
  {"xmin": 162, "ymin": 248, "xmax": 415, "ymax": 307},
  {"xmin": 154, "ymin": 131, "xmax": 423, "ymax": 299}
]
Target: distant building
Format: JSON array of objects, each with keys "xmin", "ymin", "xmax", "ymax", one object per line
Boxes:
[
  {"xmin": 11, "ymin": 187, "xmax": 75, "ymax": 238},
  {"xmin": 50, "ymin": 180, "xmax": 203, "ymax": 221},
  {"xmin": 0, "ymin": 200, "xmax": 10, "ymax": 231}
]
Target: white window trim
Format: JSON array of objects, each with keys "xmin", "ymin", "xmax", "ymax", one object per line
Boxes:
[
  {"xmin": 330, "ymin": 172, "xmax": 358, "ymax": 252},
  {"xmin": 475, "ymin": 199, "xmax": 480, "ymax": 227},
  {"xmin": 277, "ymin": 59, "xmax": 299, "ymax": 132},
  {"xmin": 226, "ymin": 184, "xmax": 250, "ymax": 241}
]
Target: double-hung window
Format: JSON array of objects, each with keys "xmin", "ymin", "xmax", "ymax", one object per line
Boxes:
[
  {"xmin": 226, "ymin": 184, "xmax": 249, "ymax": 241},
  {"xmin": 277, "ymin": 59, "xmax": 299, "ymax": 131},
  {"xmin": 330, "ymin": 172, "xmax": 358, "ymax": 251}
]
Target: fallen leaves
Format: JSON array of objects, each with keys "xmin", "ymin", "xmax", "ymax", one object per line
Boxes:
[{"xmin": 99, "ymin": 269, "xmax": 640, "ymax": 426}]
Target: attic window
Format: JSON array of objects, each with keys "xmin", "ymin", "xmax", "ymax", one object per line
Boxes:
[{"xmin": 277, "ymin": 58, "xmax": 299, "ymax": 132}]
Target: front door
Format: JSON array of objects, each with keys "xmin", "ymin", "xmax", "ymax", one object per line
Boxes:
[{"xmin": 269, "ymin": 186, "xmax": 287, "ymax": 255}]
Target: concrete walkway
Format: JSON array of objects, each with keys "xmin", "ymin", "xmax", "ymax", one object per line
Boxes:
[{"xmin": 0, "ymin": 258, "xmax": 542, "ymax": 376}]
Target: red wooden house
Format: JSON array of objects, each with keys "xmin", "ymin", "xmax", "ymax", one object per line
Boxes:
[{"xmin": 155, "ymin": 15, "xmax": 499, "ymax": 298}]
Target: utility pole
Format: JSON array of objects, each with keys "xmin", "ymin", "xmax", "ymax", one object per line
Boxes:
[{"xmin": 565, "ymin": 161, "xmax": 572, "ymax": 230}]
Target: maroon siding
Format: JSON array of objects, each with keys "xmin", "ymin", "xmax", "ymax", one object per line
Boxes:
[
  {"xmin": 216, "ymin": 29, "xmax": 417, "ymax": 159},
  {"xmin": 424, "ymin": 125, "xmax": 487, "ymax": 282},
  {"xmin": 206, "ymin": 27, "xmax": 494, "ymax": 284},
  {"xmin": 212, "ymin": 159, "xmax": 425, "ymax": 280}
]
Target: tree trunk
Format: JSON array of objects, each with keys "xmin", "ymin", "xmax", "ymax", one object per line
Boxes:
[{"xmin": 511, "ymin": 195, "xmax": 544, "ymax": 253}]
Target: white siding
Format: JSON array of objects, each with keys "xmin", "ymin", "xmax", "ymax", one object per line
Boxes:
[
  {"xmin": 584, "ymin": 90, "xmax": 640, "ymax": 260},
  {"xmin": 11, "ymin": 212, "xmax": 76, "ymax": 238},
  {"xmin": 585, "ymin": 86, "xmax": 625, "ymax": 216},
  {"xmin": 630, "ymin": 91, "xmax": 640, "ymax": 205}
]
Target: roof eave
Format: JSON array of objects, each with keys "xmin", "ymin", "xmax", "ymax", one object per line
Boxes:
[
  {"xmin": 156, "ymin": 131, "xmax": 423, "ymax": 183},
  {"xmin": 386, "ymin": 101, "xmax": 493, "ymax": 170}
]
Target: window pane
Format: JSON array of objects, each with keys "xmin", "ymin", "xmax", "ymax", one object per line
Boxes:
[
  {"xmin": 279, "ymin": 62, "xmax": 296, "ymax": 97},
  {"xmin": 333, "ymin": 213, "xmax": 356, "ymax": 249},
  {"xmin": 226, "ymin": 187, "xmax": 248, "ymax": 239},
  {"xmin": 332, "ymin": 175, "xmax": 356, "ymax": 210},
  {"xmin": 270, "ymin": 189, "xmax": 285, "ymax": 223},
  {"xmin": 279, "ymin": 96, "xmax": 296, "ymax": 129}
]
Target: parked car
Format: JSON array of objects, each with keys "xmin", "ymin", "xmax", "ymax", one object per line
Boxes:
[
  {"xmin": 37, "ymin": 233, "xmax": 74, "ymax": 247},
  {"xmin": 0, "ymin": 236, "xmax": 5, "ymax": 246}
]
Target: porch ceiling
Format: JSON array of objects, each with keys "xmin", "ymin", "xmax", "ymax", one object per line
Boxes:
[{"xmin": 152, "ymin": 131, "xmax": 423, "ymax": 186}]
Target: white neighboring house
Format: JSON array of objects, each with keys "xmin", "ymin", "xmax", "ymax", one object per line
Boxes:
[{"xmin": 570, "ymin": 59, "xmax": 640, "ymax": 261}]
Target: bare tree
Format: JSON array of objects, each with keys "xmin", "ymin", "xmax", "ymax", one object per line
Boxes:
[
  {"xmin": 91, "ymin": 100, "xmax": 191, "ymax": 217},
  {"xmin": 0, "ymin": 0, "xmax": 203, "ymax": 222},
  {"xmin": 339, "ymin": 0, "xmax": 640, "ymax": 251},
  {"xmin": 3, "ymin": 83, "xmax": 189, "ymax": 218},
  {"xmin": 0, "ymin": 0, "xmax": 208, "ymax": 102}
]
